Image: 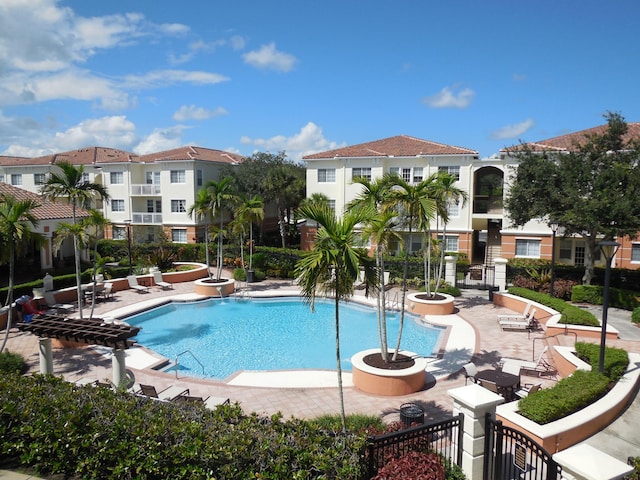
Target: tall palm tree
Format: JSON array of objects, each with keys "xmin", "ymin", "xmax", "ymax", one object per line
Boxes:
[
  {"xmin": 83, "ymin": 210, "xmax": 111, "ymax": 319},
  {"xmin": 387, "ymin": 174, "xmax": 437, "ymax": 360},
  {"xmin": 188, "ymin": 188, "xmax": 214, "ymax": 279},
  {"xmin": 40, "ymin": 161, "xmax": 109, "ymax": 320},
  {"xmin": 234, "ymin": 195, "xmax": 264, "ymax": 273},
  {"xmin": 205, "ymin": 177, "xmax": 238, "ymax": 280},
  {"xmin": 0, "ymin": 194, "xmax": 43, "ymax": 353},
  {"xmin": 295, "ymin": 203, "xmax": 377, "ymax": 431}
]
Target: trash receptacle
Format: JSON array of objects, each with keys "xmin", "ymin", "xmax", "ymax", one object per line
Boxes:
[
  {"xmin": 246, "ymin": 269, "xmax": 255, "ymax": 283},
  {"xmin": 399, "ymin": 403, "xmax": 424, "ymax": 428},
  {"xmin": 488, "ymin": 286, "xmax": 499, "ymax": 301}
]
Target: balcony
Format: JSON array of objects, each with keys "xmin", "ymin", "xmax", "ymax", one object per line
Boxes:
[
  {"xmin": 130, "ymin": 184, "xmax": 161, "ymax": 196},
  {"xmin": 132, "ymin": 212, "xmax": 163, "ymax": 224}
]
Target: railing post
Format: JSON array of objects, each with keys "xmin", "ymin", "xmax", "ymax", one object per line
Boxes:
[
  {"xmin": 493, "ymin": 257, "xmax": 508, "ymax": 293},
  {"xmin": 448, "ymin": 384, "xmax": 504, "ymax": 480}
]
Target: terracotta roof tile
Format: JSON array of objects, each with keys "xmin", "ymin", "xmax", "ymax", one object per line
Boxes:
[
  {"xmin": 502, "ymin": 123, "xmax": 640, "ymax": 153},
  {"xmin": 139, "ymin": 145, "xmax": 245, "ymax": 164},
  {"xmin": 0, "ymin": 183, "xmax": 90, "ymax": 221},
  {"xmin": 303, "ymin": 135, "xmax": 478, "ymax": 160}
]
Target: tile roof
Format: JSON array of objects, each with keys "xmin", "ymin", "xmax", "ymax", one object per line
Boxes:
[
  {"xmin": 502, "ymin": 122, "xmax": 640, "ymax": 153},
  {"xmin": 303, "ymin": 135, "xmax": 478, "ymax": 160},
  {"xmin": 0, "ymin": 145, "xmax": 245, "ymax": 167},
  {"xmin": 0, "ymin": 183, "xmax": 90, "ymax": 221}
]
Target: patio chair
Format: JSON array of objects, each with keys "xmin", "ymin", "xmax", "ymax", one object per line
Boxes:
[
  {"xmin": 462, "ymin": 362, "xmax": 478, "ymax": 385},
  {"xmin": 152, "ymin": 271, "xmax": 173, "ymax": 290},
  {"xmin": 100, "ymin": 282, "xmax": 114, "ymax": 301},
  {"xmin": 135, "ymin": 384, "xmax": 189, "ymax": 401},
  {"xmin": 498, "ymin": 308, "xmax": 537, "ymax": 331},
  {"xmin": 43, "ymin": 291, "xmax": 74, "ymax": 315},
  {"xmin": 515, "ymin": 383, "xmax": 541, "ymax": 399},
  {"xmin": 172, "ymin": 394, "xmax": 205, "ymax": 404},
  {"xmin": 497, "ymin": 302, "xmax": 532, "ymax": 322},
  {"xmin": 127, "ymin": 275, "xmax": 150, "ymax": 294},
  {"xmin": 501, "ymin": 347, "xmax": 556, "ymax": 377},
  {"xmin": 204, "ymin": 396, "xmax": 230, "ymax": 409}
]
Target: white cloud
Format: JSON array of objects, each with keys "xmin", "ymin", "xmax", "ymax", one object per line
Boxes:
[
  {"xmin": 491, "ymin": 118, "xmax": 535, "ymax": 140},
  {"xmin": 134, "ymin": 126, "xmax": 187, "ymax": 154},
  {"xmin": 173, "ymin": 105, "xmax": 228, "ymax": 121},
  {"xmin": 241, "ymin": 122, "xmax": 342, "ymax": 162},
  {"xmin": 168, "ymin": 39, "xmax": 226, "ymax": 65},
  {"xmin": 124, "ymin": 70, "xmax": 229, "ymax": 89},
  {"xmin": 422, "ymin": 85, "xmax": 475, "ymax": 109},
  {"xmin": 242, "ymin": 43, "xmax": 297, "ymax": 72},
  {"xmin": 230, "ymin": 35, "xmax": 246, "ymax": 50}
]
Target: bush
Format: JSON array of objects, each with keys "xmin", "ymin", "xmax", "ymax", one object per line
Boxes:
[
  {"xmin": 507, "ymin": 287, "xmax": 600, "ymax": 326},
  {"xmin": 572, "ymin": 285, "xmax": 640, "ymax": 311},
  {"xmin": 0, "ymin": 351, "xmax": 26, "ymax": 374},
  {"xmin": 632, "ymin": 307, "xmax": 640, "ymax": 324},
  {"xmin": 372, "ymin": 451, "xmax": 445, "ymax": 480},
  {"xmin": 233, "ymin": 268, "xmax": 246, "ymax": 281},
  {"xmin": 574, "ymin": 342, "xmax": 629, "ymax": 381}
]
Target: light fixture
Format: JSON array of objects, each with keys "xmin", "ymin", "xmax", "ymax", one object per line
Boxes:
[
  {"xmin": 598, "ymin": 240, "xmax": 620, "ymax": 374},
  {"xmin": 124, "ymin": 220, "xmax": 133, "ymax": 276}
]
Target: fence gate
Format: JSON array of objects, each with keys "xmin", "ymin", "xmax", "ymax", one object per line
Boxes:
[
  {"xmin": 457, "ymin": 264, "xmax": 495, "ymax": 290},
  {"xmin": 484, "ymin": 413, "xmax": 562, "ymax": 480}
]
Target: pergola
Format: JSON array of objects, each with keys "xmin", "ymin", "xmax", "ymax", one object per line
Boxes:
[{"xmin": 18, "ymin": 314, "xmax": 141, "ymax": 386}]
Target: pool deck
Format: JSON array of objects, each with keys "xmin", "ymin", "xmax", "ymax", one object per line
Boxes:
[{"xmin": 5, "ymin": 275, "xmax": 640, "ymax": 425}]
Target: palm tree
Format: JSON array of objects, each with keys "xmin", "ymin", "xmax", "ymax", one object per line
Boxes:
[
  {"xmin": 188, "ymin": 188, "xmax": 214, "ymax": 279},
  {"xmin": 204, "ymin": 177, "xmax": 238, "ymax": 280},
  {"xmin": 234, "ymin": 195, "xmax": 264, "ymax": 273},
  {"xmin": 387, "ymin": 174, "xmax": 437, "ymax": 360},
  {"xmin": 40, "ymin": 161, "xmax": 109, "ymax": 320},
  {"xmin": 295, "ymin": 203, "xmax": 377, "ymax": 431},
  {"xmin": 83, "ymin": 210, "xmax": 111, "ymax": 319},
  {"xmin": 0, "ymin": 194, "xmax": 43, "ymax": 353}
]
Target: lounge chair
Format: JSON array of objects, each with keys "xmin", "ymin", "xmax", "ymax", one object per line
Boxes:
[
  {"xmin": 127, "ymin": 275, "xmax": 150, "ymax": 294},
  {"xmin": 135, "ymin": 384, "xmax": 189, "ymax": 401},
  {"xmin": 515, "ymin": 383, "xmax": 541, "ymax": 399},
  {"xmin": 501, "ymin": 346, "xmax": 556, "ymax": 377},
  {"xmin": 498, "ymin": 308, "xmax": 537, "ymax": 331},
  {"xmin": 462, "ymin": 362, "xmax": 478, "ymax": 385},
  {"xmin": 152, "ymin": 271, "xmax": 173, "ymax": 290},
  {"xmin": 204, "ymin": 396, "xmax": 230, "ymax": 409},
  {"xmin": 497, "ymin": 302, "xmax": 532, "ymax": 322},
  {"xmin": 43, "ymin": 291, "xmax": 74, "ymax": 315}
]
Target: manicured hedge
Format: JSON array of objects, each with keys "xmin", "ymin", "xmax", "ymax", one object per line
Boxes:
[
  {"xmin": 507, "ymin": 287, "xmax": 600, "ymax": 326},
  {"xmin": 0, "ymin": 374, "xmax": 367, "ymax": 479},
  {"xmin": 571, "ymin": 284, "xmax": 640, "ymax": 311},
  {"xmin": 574, "ymin": 342, "xmax": 629, "ymax": 381}
]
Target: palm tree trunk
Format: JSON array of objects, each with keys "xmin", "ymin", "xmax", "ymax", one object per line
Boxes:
[
  {"xmin": 393, "ymin": 223, "xmax": 412, "ymax": 361},
  {"xmin": 0, "ymin": 248, "xmax": 15, "ymax": 353},
  {"xmin": 89, "ymin": 237, "xmax": 99, "ymax": 320},
  {"xmin": 217, "ymin": 215, "xmax": 224, "ymax": 280},
  {"xmin": 249, "ymin": 222, "xmax": 254, "ymax": 271},
  {"xmin": 376, "ymin": 247, "xmax": 388, "ymax": 362},
  {"xmin": 204, "ymin": 222, "xmax": 212, "ymax": 279},
  {"xmin": 334, "ymin": 272, "xmax": 347, "ymax": 432}
]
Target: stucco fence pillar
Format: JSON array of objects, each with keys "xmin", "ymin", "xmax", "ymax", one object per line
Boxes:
[
  {"xmin": 493, "ymin": 257, "xmax": 508, "ymax": 292},
  {"xmin": 444, "ymin": 255, "xmax": 457, "ymax": 288}
]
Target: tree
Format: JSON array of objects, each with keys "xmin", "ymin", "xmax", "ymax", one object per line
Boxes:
[
  {"xmin": 40, "ymin": 161, "xmax": 109, "ymax": 319},
  {"xmin": 188, "ymin": 188, "xmax": 215, "ymax": 279},
  {"xmin": 83, "ymin": 210, "xmax": 111, "ymax": 319},
  {"xmin": 234, "ymin": 195, "xmax": 264, "ymax": 272},
  {"xmin": 386, "ymin": 174, "xmax": 437, "ymax": 359},
  {"xmin": 204, "ymin": 177, "xmax": 238, "ymax": 280},
  {"xmin": 0, "ymin": 194, "xmax": 43, "ymax": 353},
  {"xmin": 505, "ymin": 112, "xmax": 640, "ymax": 284},
  {"xmin": 264, "ymin": 161, "xmax": 306, "ymax": 248},
  {"xmin": 294, "ymin": 203, "xmax": 377, "ymax": 431}
]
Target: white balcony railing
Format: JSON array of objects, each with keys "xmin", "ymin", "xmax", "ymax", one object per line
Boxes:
[
  {"xmin": 132, "ymin": 212, "xmax": 163, "ymax": 224},
  {"xmin": 130, "ymin": 184, "xmax": 161, "ymax": 195}
]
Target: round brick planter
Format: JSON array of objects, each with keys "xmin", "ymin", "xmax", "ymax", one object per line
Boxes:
[
  {"xmin": 351, "ymin": 348, "xmax": 428, "ymax": 396},
  {"xmin": 406, "ymin": 292, "xmax": 455, "ymax": 315},
  {"xmin": 193, "ymin": 278, "xmax": 235, "ymax": 297}
]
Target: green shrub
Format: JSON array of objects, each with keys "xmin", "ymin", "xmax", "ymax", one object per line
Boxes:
[
  {"xmin": 507, "ymin": 287, "xmax": 600, "ymax": 326},
  {"xmin": 632, "ymin": 307, "xmax": 640, "ymax": 324},
  {"xmin": 233, "ymin": 268, "xmax": 246, "ymax": 281},
  {"xmin": 0, "ymin": 352, "xmax": 26, "ymax": 374},
  {"xmin": 518, "ymin": 370, "xmax": 610, "ymax": 424},
  {"xmin": 572, "ymin": 284, "xmax": 640, "ymax": 311},
  {"xmin": 574, "ymin": 342, "xmax": 629, "ymax": 381},
  {"xmin": 309, "ymin": 413, "xmax": 385, "ymax": 434}
]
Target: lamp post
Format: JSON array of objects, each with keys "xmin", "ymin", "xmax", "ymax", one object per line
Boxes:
[
  {"xmin": 124, "ymin": 220, "xmax": 133, "ymax": 276},
  {"xmin": 598, "ymin": 240, "xmax": 620, "ymax": 374},
  {"xmin": 548, "ymin": 221, "xmax": 559, "ymax": 298}
]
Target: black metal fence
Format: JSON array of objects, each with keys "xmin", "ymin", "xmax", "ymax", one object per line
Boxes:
[
  {"xmin": 457, "ymin": 264, "xmax": 495, "ymax": 290},
  {"xmin": 484, "ymin": 413, "xmax": 562, "ymax": 480},
  {"xmin": 365, "ymin": 413, "xmax": 463, "ymax": 479}
]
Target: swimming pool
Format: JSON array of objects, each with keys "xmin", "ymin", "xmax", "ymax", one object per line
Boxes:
[{"xmin": 125, "ymin": 297, "xmax": 444, "ymax": 380}]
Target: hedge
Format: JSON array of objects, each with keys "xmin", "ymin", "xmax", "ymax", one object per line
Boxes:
[
  {"xmin": 571, "ymin": 284, "xmax": 640, "ymax": 311},
  {"xmin": 0, "ymin": 374, "xmax": 368, "ymax": 479},
  {"xmin": 506, "ymin": 287, "xmax": 600, "ymax": 327}
]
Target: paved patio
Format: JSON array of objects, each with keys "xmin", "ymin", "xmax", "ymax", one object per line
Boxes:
[{"xmin": 4, "ymin": 276, "xmax": 640, "ymax": 424}]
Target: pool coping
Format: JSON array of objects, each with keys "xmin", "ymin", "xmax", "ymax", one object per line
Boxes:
[{"xmin": 102, "ymin": 290, "xmax": 475, "ymax": 389}]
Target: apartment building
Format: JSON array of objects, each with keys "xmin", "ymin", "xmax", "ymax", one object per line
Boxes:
[
  {"xmin": 303, "ymin": 128, "xmax": 640, "ymax": 271},
  {"xmin": 0, "ymin": 145, "xmax": 245, "ymax": 248}
]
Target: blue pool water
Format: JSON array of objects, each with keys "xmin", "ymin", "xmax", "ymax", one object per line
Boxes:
[{"xmin": 126, "ymin": 297, "xmax": 444, "ymax": 380}]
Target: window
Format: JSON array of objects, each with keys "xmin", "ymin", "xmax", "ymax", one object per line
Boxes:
[
  {"xmin": 447, "ymin": 200, "xmax": 460, "ymax": 217},
  {"xmin": 438, "ymin": 165, "xmax": 460, "ymax": 181},
  {"xmin": 401, "ymin": 168, "xmax": 411, "ymax": 182},
  {"xmin": 196, "ymin": 169, "xmax": 203, "ymax": 186},
  {"xmin": 559, "ymin": 239, "xmax": 572, "ymax": 260},
  {"xmin": 170, "ymin": 170, "xmax": 186, "ymax": 183},
  {"xmin": 0, "ymin": 174, "xmax": 4, "ymax": 183},
  {"xmin": 34, "ymin": 173, "xmax": 46, "ymax": 185},
  {"xmin": 81, "ymin": 172, "xmax": 90, "ymax": 183},
  {"xmin": 413, "ymin": 167, "xmax": 423, "ymax": 183},
  {"xmin": 112, "ymin": 226, "xmax": 126, "ymax": 240},
  {"xmin": 515, "ymin": 239, "xmax": 541, "ymax": 258},
  {"xmin": 172, "ymin": 228, "xmax": 187, "ymax": 243},
  {"xmin": 317, "ymin": 168, "xmax": 335, "ymax": 183},
  {"xmin": 110, "ymin": 171, "xmax": 124, "ymax": 184},
  {"xmin": 147, "ymin": 200, "xmax": 162, "ymax": 213},
  {"xmin": 111, "ymin": 199, "xmax": 125, "ymax": 212},
  {"xmin": 351, "ymin": 167, "xmax": 371, "ymax": 181},
  {"xmin": 327, "ymin": 199, "xmax": 336, "ymax": 212},
  {"xmin": 10, "ymin": 174, "xmax": 22, "ymax": 186},
  {"xmin": 389, "ymin": 167, "xmax": 399, "ymax": 176},
  {"xmin": 171, "ymin": 199, "xmax": 187, "ymax": 213},
  {"xmin": 632, "ymin": 244, "xmax": 640, "ymax": 263},
  {"xmin": 438, "ymin": 235, "xmax": 459, "ymax": 252}
]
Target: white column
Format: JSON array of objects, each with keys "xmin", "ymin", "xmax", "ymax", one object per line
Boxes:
[
  {"xmin": 448, "ymin": 384, "xmax": 504, "ymax": 480},
  {"xmin": 493, "ymin": 257, "xmax": 508, "ymax": 292},
  {"xmin": 112, "ymin": 348, "xmax": 127, "ymax": 387},
  {"xmin": 38, "ymin": 338, "xmax": 53, "ymax": 374},
  {"xmin": 444, "ymin": 255, "xmax": 457, "ymax": 287}
]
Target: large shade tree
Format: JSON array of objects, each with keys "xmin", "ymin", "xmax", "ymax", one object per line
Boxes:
[
  {"xmin": 505, "ymin": 112, "xmax": 640, "ymax": 284},
  {"xmin": 0, "ymin": 194, "xmax": 43, "ymax": 353},
  {"xmin": 295, "ymin": 203, "xmax": 377, "ymax": 431},
  {"xmin": 40, "ymin": 161, "xmax": 109, "ymax": 319}
]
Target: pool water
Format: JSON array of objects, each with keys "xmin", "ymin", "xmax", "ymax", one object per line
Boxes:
[{"xmin": 126, "ymin": 297, "xmax": 444, "ymax": 380}]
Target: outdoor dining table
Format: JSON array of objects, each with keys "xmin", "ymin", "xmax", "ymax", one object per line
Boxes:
[
  {"xmin": 82, "ymin": 283, "xmax": 105, "ymax": 304},
  {"xmin": 476, "ymin": 369, "xmax": 520, "ymax": 401}
]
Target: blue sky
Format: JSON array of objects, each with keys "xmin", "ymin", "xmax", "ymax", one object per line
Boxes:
[{"xmin": 1, "ymin": 0, "xmax": 638, "ymax": 161}]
